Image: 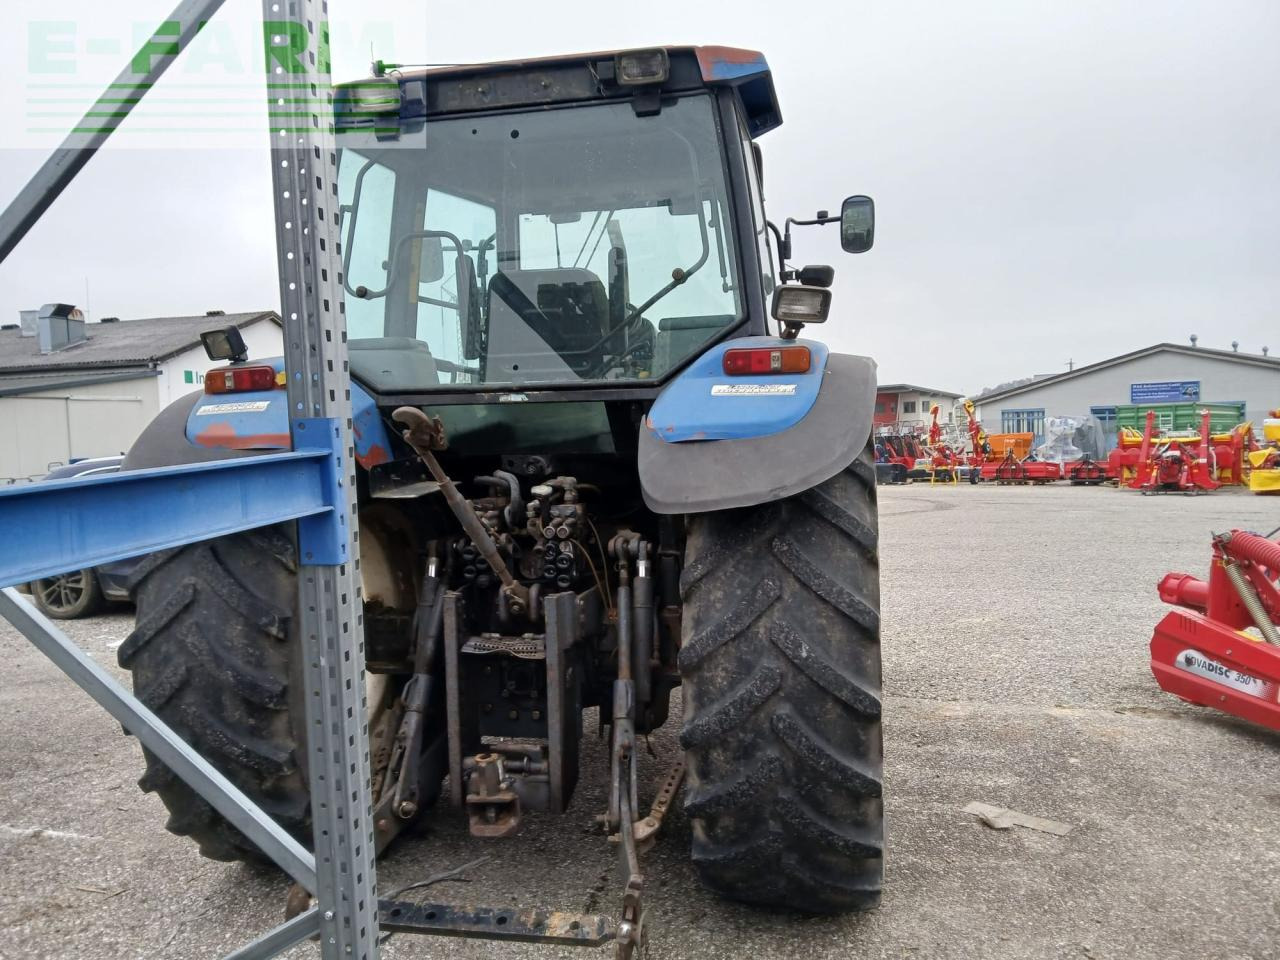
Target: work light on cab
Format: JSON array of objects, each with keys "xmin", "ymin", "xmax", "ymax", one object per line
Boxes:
[
  {"xmin": 199, "ymin": 325, "xmax": 249, "ymax": 363},
  {"xmin": 203, "ymin": 365, "xmax": 279, "ymax": 395},
  {"xmin": 771, "ymin": 284, "xmax": 832, "ymax": 325},
  {"xmin": 722, "ymin": 345, "xmax": 811, "ymax": 375},
  {"xmin": 615, "ymin": 49, "xmax": 670, "ymax": 85}
]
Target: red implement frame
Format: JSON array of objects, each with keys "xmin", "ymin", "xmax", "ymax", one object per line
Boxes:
[
  {"xmin": 1150, "ymin": 530, "xmax": 1280, "ymax": 730},
  {"xmin": 926, "ymin": 404, "xmax": 959, "ymax": 482},
  {"xmin": 989, "ymin": 450, "xmax": 1062, "ymax": 484},
  {"xmin": 1128, "ymin": 409, "xmax": 1220, "ymax": 493}
]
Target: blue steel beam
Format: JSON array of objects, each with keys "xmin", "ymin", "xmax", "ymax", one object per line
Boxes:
[{"xmin": 0, "ymin": 419, "xmax": 345, "ymax": 589}]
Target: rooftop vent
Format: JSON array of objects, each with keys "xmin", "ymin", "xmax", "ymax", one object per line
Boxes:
[
  {"xmin": 1, "ymin": 323, "xmax": 18, "ymax": 331},
  {"xmin": 19, "ymin": 309, "xmax": 38, "ymax": 337},
  {"xmin": 1264, "ymin": 346, "xmax": 1271, "ymax": 357},
  {"xmin": 206, "ymin": 309, "xmax": 226, "ymax": 316},
  {"xmin": 1189, "ymin": 334, "xmax": 1198, "ymax": 348},
  {"xmin": 37, "ymin": 303, "xmax": 87, "ymax": 354},
  {"xmin": 99, "ymin": 316, "xmax": 120, "ymax": 323},
  {"xmin": 1232, "ymin": 340, "xmax": 1239, "ymax": 352}
]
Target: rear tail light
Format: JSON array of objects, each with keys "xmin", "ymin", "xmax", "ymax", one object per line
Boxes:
[
  {"xmin": 204, "ymin": 364, "xmax": 280, "ymax": 394},
  {"xmin": 722, "ymin": 346, "xmax": 811, "ymax": 376}
]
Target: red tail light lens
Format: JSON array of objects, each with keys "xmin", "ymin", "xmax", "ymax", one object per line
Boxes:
[
  {"xmin": 204, "ymin": 365, "xmax": 279, "ymax": 394},
  {"xmin": 722, "ymin": 346, "xmax": 811, "ymax": 376}
]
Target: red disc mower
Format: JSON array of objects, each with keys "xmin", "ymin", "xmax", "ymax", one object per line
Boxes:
[{"xmin": 1150, "ymin": 529, "xmax": 1280, "ymax": 731}]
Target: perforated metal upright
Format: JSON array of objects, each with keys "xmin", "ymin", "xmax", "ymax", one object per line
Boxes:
[{"xmin": 264, "ymin": 1, "xmax": 381, "ymax": 957}]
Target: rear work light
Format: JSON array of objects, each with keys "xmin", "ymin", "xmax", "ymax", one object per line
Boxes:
[
  {"xmin": 204, "ymin": 365, "xmax": 280, "ymax": 394},
  {"xmin": 615, "ymin": 49, "xmax": 670, "ymax": 85},
  {"xmin": 771, "ymin": 284, "xmax": 832, "ymax": 325},
  {"xmin": 722, "ymin": 346, "xmax": 811, "ymax": 376}
]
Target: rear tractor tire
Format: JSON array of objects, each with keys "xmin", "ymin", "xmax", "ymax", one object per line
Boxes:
[
  {"xmin": 679, "ymin": 443, "xmax": 883, "ymax": 913},
  {"xmin": 116, "ymin": 527, "xmax": 312, "ymax": 862}
]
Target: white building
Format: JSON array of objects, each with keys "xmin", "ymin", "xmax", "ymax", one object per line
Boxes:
[
  {"xmin": 973, "ymin": 342, "xmax": 1280, "ymax": 447},
  {"xmin": 874, "ymin": 383, "xmax": 963, "ymax": 429},
  {"xmin": 0, "ymin": 309, "xmax": 281, "ymax": 482}
]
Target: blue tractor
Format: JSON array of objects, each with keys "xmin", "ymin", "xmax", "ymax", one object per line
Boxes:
[{"xmin": 118, "ymin": 45, "xmax": 881, "ymax": 927}]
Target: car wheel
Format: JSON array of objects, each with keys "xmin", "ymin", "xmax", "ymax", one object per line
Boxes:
[{"xmin": 30, "ymin": 569, "xmax": 105, "ymax": 619}]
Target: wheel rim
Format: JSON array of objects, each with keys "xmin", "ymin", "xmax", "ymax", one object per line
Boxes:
[{"xmin": 36, "ymin": 572, "xmax": 86, "ymax": 612}]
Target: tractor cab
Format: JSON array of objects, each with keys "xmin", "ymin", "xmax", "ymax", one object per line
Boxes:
[{"xmin": 332, "ymin": 46, "xmax": 867, "ymax": 406}]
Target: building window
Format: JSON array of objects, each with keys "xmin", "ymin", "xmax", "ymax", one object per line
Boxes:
[
  {"xmin": 1091, "ymin": 406, "xmax": 1118, "ymax": 453},
  {"xmin": 902, "ymin": 401, "xmax": 917, "ymax": 414},
  {"xmin": 875, "ymin": 401, "xmax": 885, "ymax": 414},
  {"xmin": 1001, "ymin": 408, "xmax": 1046, "ymax": 445}
]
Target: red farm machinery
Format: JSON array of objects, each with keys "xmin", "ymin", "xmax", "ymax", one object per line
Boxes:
[
  {"xmin": 1151, "ymin": 529, "xmax": 1280, "ymax": 731},
  {"xmin": 1110, "ymin": 409, "xmax": 1257, "ymax": 493},
  {"xmin": 875, "ymin": 427, "xmax": 927, "ymax": 484}
]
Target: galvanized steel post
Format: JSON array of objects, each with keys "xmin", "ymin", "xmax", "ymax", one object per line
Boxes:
[{"xmin": 264, "ymin": 0, "xmax": 382, "ymax": 956}]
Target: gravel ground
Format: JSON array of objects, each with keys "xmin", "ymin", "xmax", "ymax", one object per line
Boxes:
[{"xmin": 1, "ymin": 483, "xmax": 1278, "ymax": 960}]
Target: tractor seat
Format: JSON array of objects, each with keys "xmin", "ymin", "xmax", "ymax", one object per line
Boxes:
[{"xmin": 487, "ymin": 268, "xmax": 610, "ymax": 375}]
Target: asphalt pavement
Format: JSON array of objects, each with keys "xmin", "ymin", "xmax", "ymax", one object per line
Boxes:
[{"xmin": 1, "ymin": 483, "xmax": 1278, "ymax": 960}]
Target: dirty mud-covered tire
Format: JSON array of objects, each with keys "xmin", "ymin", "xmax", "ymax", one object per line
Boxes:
[
  {"xmin": 679, "ymin": 442, "xmax": 883, "ymax": 913},
  {"xmin": 117, "ymin": 527, "xmax": 310, "ymax": 862}
]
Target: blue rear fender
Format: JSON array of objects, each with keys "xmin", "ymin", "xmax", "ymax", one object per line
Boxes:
[
  {"xmin": 184, "ymin": 359, "xmax": 392, "ymax": 468},
  {"xmin": 645, "ymin": 336, "xmax": 828, "ymax": 442},
  {"xmin": 637, "ymin": 336, "xmax": 877, "ymax": 514},
  {"xmin": 126, "ymin": 359, "xmax": 393, "ymax": 471}
]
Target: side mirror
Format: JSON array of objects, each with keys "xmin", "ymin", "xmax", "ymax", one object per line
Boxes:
[
  {"xmin": 840, "ymin": 195, "xmax": 875, "ymax": 254},
  {"xmin": 419, "ymin": 237, "xmax": 445, "ymax": 284}
]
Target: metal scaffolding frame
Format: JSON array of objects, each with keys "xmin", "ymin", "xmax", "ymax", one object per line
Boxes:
[{"xmin": 0, "ymin": 0, "xmax": 379, "ymax": 955}]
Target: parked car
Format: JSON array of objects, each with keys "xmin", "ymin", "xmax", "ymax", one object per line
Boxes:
[{"xmin": 25, "ymin": 457, "xmax": 134, "ymax": 619}]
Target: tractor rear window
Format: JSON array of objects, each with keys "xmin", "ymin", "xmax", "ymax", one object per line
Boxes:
[{"xmin": 338, "ymin": 94, "xmax": 743, "ymax": 393}]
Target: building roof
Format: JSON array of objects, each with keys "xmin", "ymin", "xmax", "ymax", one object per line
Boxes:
[
  {"xmin": 0, "ymin": 311, "xmax": 278, "ymax": 373},
  {"xmin": 0, "ymin": 369, "xmax": 159, "ymax": 397},
  {"xmin": 876, "ymin": 383, "xmax": 963, "ymax": 399},
  {"xmin": 974, "ymin": 342, "xmax": 1280, "ymax": 405}
]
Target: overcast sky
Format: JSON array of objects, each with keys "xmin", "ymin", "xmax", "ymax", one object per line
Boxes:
[{"xmin": 1, "ymin": 0, "xmax": 1277, "ymax": 394}]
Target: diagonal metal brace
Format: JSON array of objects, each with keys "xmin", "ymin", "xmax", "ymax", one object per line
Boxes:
[
  {"xmin": 0, "ymin": 0, "xmax": 230, "ymax": 263},
  {"xmin": 0, "ymin": 587, "xmax": 317, "ymax": 893}
]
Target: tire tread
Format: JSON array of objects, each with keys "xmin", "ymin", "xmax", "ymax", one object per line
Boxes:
[
  {"xmin": 680, "ymin": 444, "xmax": 883, "ymax": 913},
  {"xmin": 118, "ymin": 528, "xmax": 309, "ymax": 863}
]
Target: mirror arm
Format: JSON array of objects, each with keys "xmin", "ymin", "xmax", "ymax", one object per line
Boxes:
[
  {"xmin": 778, "ymin": 212, "xmax": 843, "ymax": 281},
  {"xmin": 766, "ymin": 220, "xmax": 789, "ymax": 273},
  {"xmin": 787, "ymin": 212, "xmax": 839, "ymax": 228}
]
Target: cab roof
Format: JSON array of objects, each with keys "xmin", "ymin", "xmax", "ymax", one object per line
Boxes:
[{"xmin": 351, "ymin": 45, "xmax": 782, "ymax": 138}]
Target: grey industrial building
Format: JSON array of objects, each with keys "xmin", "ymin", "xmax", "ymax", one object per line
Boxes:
[{"xmin": 972, "ymin": 342, "xmax": 1279, "ymax": 447}]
